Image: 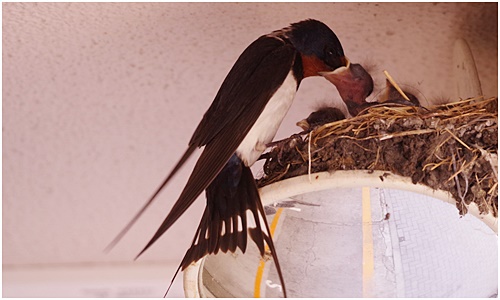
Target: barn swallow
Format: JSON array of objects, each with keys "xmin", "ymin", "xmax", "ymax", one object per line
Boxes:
[{"xmin": 108, "ymin": 19, "xmax": 373, "ymax": 297}]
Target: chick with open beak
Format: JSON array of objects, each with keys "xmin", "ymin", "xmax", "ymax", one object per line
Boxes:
[{"xmin": 320, "ymin": 58, "xmax": 374, "ymax": 116}]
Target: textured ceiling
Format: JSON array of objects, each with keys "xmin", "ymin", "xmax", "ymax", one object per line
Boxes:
[{"xmin": 3, "ymin": 2, "xmax": 497, "ymax": 266}]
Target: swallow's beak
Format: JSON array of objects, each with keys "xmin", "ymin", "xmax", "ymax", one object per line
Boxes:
[
  {"xmin": 296, "ymin": 119, "xmax": 310, "ymax": 131},
  {"xmin": 320, "ymin": 58, "xmax": 374, "ymax": 116}
]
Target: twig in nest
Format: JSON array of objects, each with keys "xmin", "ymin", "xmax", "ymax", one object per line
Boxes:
[
  {"xmin": 447, "ymin": 154, "xmax": 477, "ymax": 184},
  {"xmin": 379, "ymin": 129, "xmax": 435, "ymax": 141},
  {"xmin": 422, "ymin": 158, "xmax": 451, "ymax": 171},
  {"xmin": 488, "ymin": 182, "xmax": 498, "ymax": 196},
  {"xmin": 368, "ymin": 146, "xmax": 381, "ymax": 169},
  {"xmin": 383, "ymin": 70, "xmax": 411, "ymax": 102},
  {"xmin": 443, "ymin": 128, "xmax": 472, "ymax": 151},
  {"xmin": 435, "ymin": 134, "xmax": 453, "ymax": 151},
  {"xmin": 450, "ymin": 151, "xmax": 469, "ymax": 210},
  {"xmin": 352, "ymin": 141, "xmax": 374, "ymax": 152},
  {"xmin": 295, "ymin": 146, "xmax": 308, "ymax": 163},
  {"xmin": 266, "ymin": 163, "xmax": 291, "ymax": 185},
  {"xmin": 308, "ymin": 131, "xmax": 312, "ymax": 183}
]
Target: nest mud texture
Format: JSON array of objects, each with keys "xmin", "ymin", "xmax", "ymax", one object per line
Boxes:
[{"xmin": 257, "ymin": 97, "xmax": 498, "ymax": 217}]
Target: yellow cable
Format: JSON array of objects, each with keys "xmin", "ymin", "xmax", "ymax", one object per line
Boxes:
[
  {"xmin": 362, "ymin": 187, "xmax": 374, "ymax": 297},
  {"xmin": 254, "ymin": 207, "xmax": 284, "ymax": 297}
]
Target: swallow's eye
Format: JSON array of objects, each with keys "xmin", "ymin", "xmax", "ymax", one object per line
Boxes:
[
  {"xmin": 325, "ymin": 47, "xmax": 339, "ymax": 60},
  {"xmin": 323, "ymin": 47, "xmax": 343, "ymax": 70}
]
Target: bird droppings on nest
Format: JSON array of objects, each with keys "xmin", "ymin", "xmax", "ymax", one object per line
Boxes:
[{"xmin": 257, "ymin": 97, "xmax": 498, "ymax": 218}]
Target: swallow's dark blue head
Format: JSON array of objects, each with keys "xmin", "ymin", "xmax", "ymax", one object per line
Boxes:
[
  {"xmin": 287, "ymin": 19, "xmax": 346, "ymax": 72},
  {"xmin": 283, "ymin": 19, "xmax": 373, "ymax": 113}
]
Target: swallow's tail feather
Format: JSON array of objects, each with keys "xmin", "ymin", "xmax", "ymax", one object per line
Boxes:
[
  {"xmin": 165, "ymin": 154, "xmax": 287, "ymax": 297},
  {"xmin": 105, "ymin": 145, "xmax": 197, "ymax": 252}
]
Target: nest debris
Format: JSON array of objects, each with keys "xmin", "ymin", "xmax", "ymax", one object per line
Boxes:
[{"xmin": 257, "ymin": 97, "xmax": 498, "ymax": 217}]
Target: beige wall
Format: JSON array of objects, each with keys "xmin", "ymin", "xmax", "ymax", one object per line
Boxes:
[{"xmin": 3, "ymin": 2, "xmax": 497, "ymax": 266}]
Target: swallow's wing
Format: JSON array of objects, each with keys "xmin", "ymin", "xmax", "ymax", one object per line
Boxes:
[
  {"xmin": 190, "ymin": 35, "xmax": 296, "ymax": 147},
  {"xmin": 107, "ymin": 35, "xmax": 296, "ymax": 252},
  {"xmin": 137, "ymin": 36, "xmax": 297, "ymax": 256}
]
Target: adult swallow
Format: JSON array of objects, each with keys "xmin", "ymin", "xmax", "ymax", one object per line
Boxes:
[{"xmin": 108, "ymin": 19, "xmax": 373, "ymax": 297}]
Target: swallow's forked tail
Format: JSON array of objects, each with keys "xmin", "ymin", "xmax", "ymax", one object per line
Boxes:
[
  {"xmin": 104, "ymin": 145, "xmax": 197, "ymax": 253},
  {"xmin": 165, "ymin": 154, "xmax": 287, "ymax": 297}
]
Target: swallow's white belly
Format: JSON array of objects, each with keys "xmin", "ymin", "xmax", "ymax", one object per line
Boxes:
[{"xmin": 236, "ymin": 71, "xmax": 298, "ymax": 166}]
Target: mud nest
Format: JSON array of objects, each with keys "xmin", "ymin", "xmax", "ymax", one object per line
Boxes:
[{"xmin": 257, "ymin": 97, "xmax": 498, "ymax": 217}]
